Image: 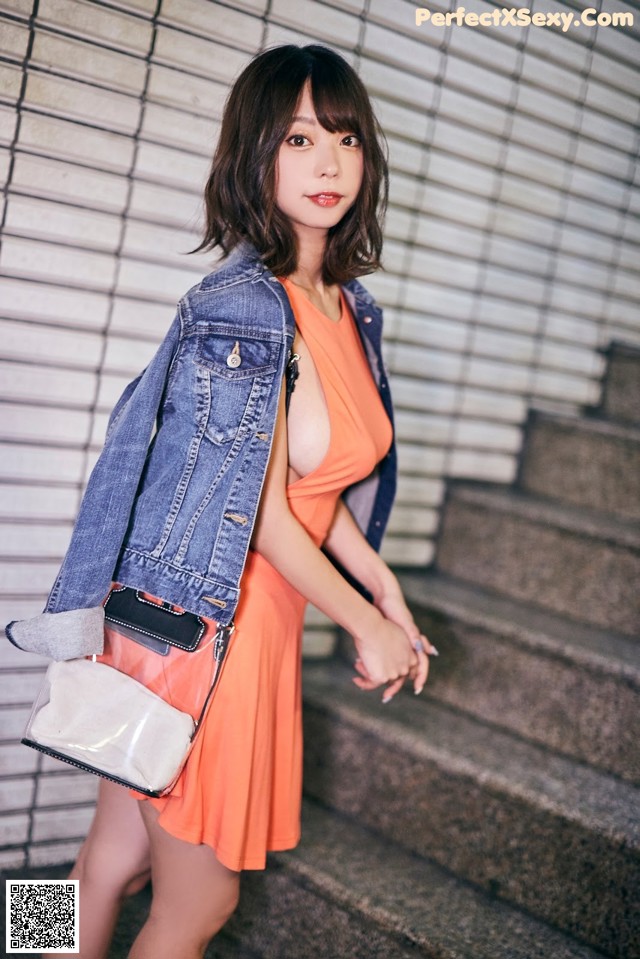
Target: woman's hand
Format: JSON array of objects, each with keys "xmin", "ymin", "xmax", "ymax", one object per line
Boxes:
[
  {"xmin": 377, "ymin": 577, "xmax": 437, "ymax": 701},
  {"xmin": 352, "ymin": 578, "xmax": 437, "ymax": 703},
  {"xmin": 351, "ymin": 616, "xmax": 419, "ymax": 702}
]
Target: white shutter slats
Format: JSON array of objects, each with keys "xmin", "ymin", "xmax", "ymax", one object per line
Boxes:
[
  {"xmin": 271, "ymin": 0, "xmax": 360, "ymax": 45},
  {"xmin": 30, "ymin": 31, "xmax": 148, "ymax": 94},
  {"xmin": 152, "ymin": 26, "xmax": 248, "ymax": 84},
  {"xmin": 135, "ymin": 141, "xmax": 209, "ymax": 191},
  {"xmin": 102, "ymin": 333, "xmax": 160, "ymax": 374},
  {"xmin": 0, "ymin": 403, "xmax": 89, "ymax": 445},
  {"xmin": 396, "ymin": 443, "xmax": 447, "ymax": 475},
  {"xmin": 382, "ymin": 537, "xmax": 434, "ymax": 567},
  {"xmin": 37, "ymin": 0, "xmax": 153, "ymax": 54},
  {"xmin": 449, "ymin": 449, "xmax": 517, "ymax": 483},
  {"xmin": 0, "ymin": 559, "xmax": 63, "ymax": 592},
  {"xmin": 159, "ymin": 0, "xmax": 262, "ymax": 49},
  {"xmin": 129, "ymin": 179, "xmax": 201, "ymax": 227},
  {"xmin": 0, "ymin": 0, "xmax": 32, "ymax": 16},
  {"xmin": 0, "ymin": 18, "xmax": 28, "ymax": 60},
  {"xmin": 122, "ymin": 219, "xmax": 203, "ymax": 263},
  {"xmin": 458, "ymin": 390, "xmax": 526, "ymax": 423},
  {"xmin": 394, "ymin": 410, "xmax": 453, "ymax": 446},
  {"xmin": 359, "ymin": 57, "xmax": 436, "ymax": 109},
  {"xmin": 31, "ymin": 805, "xmax": 96, "ymax": 844},
  {"xmin": 141, "ymin": 102, "xmax": 218, "ymax": 154},
  {"xmin": 589, "ymin": 48, "xmax": 639, "ymax": 97},
  {"xmin": 0, "ymin": 317, "xmax": 104, "ymax": 368},
  {"xmin": 387, "ymin": 505, "xmax": 439, "ymax": 537},
  {"xmin": 0, "ymin": 443, "xmax": 85, "ymax": 484},
  {"xmin": 11, "ymin": 154, "xmax": 129, "ymax": 212},
  {"xmin": 0, "ymin": 522, "xmax": 73, "ymax": 558},
  {"xmin": 117, "ymin": 256, "xmax": 204, "ymax": 300},
  {"xmin": 580, "ymin": 108, "xmax": 637, "ymax": 154},
  {"xmin": 0, "ymin": 483, "xmax": 78, "ymax": 520},
  {"xmin": 4, "ymin": 196, "xmax": 122, "ymax": 252},
  {"xmin": 0, "ymin": 813, "xmax": 29, "ymax": 850},
  {"xmin": 1, "ymin": 236, "xmax": 117, "ymax": 289},
  {"xmin": 364, "ymin": 21, "xmax": 439, "ymax": 73},
  {"xmin": 431, "ymin": 118, "xmax": 503, "ymax": 168},
  {"xmin": 18, "ymin": 113, "xmax": 134, "ymax": 172},
  {"xmin": 438, "ymin": 85, "xmax": 507, "ymax": 137},
  {"xmin": 0, "ymin": 743, "xmax": 39, "ymax": 777},
  {"xmin": 0, "ymin": 62, "xmax": 23, "ymax": 104},
  {"xmin": 389, "ymin": 347, "xmax": 464, "ymax": 384},
  {"xmin": 23, "ymin": 73, "xmax": 141, "ymax": 135},
  {"xmin": 0, "ymin": 106, "xmax": 17, "ymax": 147},
  {"xmin": 445, "ymin": 54, "xmax": 514, "ymax": 104},
  {"xmin": 111, "ymin": 295, "xmax": 174, "ymax": 337},
  {"xmin": 0, "ymin": 361, "xmax": 96, "ymax": 407}
]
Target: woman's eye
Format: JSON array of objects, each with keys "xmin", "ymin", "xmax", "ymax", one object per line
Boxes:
[
  {"xmin": 287, "ymin": 134, "xmax": 310, "ymax": 147},
  {"xmin": 341, "ymin": 134, "xmax": 361, "ymax": 147}
]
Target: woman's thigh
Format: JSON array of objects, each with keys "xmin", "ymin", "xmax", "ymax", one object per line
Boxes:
[
  {"xmin": 139, "ymin": 801, "xmax": 240, "ymax": 936},
  {"xmin": 75, "ymin": 780, "xmax": 151, "ymax": 892}
]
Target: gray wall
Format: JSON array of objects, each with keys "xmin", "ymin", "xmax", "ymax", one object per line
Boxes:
[{"xmin": 0, "ymin": 0, "xmax": 638, "ymax": 867}]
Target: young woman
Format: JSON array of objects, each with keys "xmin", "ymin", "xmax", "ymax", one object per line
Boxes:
[{"xmin": 36, "ymin": 43, "xmax": 435, "ymax": 959}]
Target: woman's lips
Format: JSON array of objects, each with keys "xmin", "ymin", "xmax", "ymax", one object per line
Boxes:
[{"xmin": 306, "ymin": 193, "xmax": 343, "ymax": 207}]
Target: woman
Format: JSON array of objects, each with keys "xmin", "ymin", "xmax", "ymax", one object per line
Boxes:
[{"xmin": 40, "ymin": 43, "xmax": 435, "ymax": 959}]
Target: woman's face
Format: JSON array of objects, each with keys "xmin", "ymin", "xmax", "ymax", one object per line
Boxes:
[{"xmin": 276, "ymin": 83, "xmax": 364, "ymax": 244}]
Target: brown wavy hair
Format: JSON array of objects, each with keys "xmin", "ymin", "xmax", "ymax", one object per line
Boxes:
[{"xmin": 193, "ymin": 44, "xmax": 388, "ymax": 285}]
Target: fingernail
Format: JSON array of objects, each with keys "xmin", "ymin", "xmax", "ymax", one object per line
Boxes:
[
  {"xmin": 414, "ymin": 686, "xmax": 424, "ymax": 696},
  {"xmin": 429, "ymin": 645, "xmax": 439, "ymax": 657},
  {"xmin": 382, "ymin": 694, "xmax": 392, "ymax": 704}
]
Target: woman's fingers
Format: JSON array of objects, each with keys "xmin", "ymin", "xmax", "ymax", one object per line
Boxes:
[
  {"xmin": 411, "ymin": 637, "xmax": 430, "ymax": 696},
  {"xmin": 381, "ymin": 676, "xmax": 405, "ymax": 703}
]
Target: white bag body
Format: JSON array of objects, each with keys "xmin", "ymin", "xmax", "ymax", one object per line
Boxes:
[{"xmin": 24, "ymin": 658, "xmax": 195, "ymax": 795}]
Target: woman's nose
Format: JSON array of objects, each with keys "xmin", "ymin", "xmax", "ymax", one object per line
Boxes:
[{"xmin": 315, "ymin": 143, "xmax": 339, "ymax": 178}]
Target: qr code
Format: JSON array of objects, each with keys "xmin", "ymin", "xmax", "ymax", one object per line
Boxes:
[{"xmin": 6, "ymin": 880, "xmax": 79, "ymax": 954}]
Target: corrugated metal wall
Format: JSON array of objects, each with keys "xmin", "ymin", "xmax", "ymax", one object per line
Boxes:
[{"xmin": 0, "ymin": 0, "xmax": 638, "ymax": 867}]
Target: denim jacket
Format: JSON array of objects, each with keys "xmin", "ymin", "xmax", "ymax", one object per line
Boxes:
[{"xmin": 7, "ymin": 244, "xmax": 396, "ymax": 655}]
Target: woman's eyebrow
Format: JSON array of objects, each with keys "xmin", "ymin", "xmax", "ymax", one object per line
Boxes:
[{"xmin": 290, "ymin": 115, "xmax": 317, "ymax": 124}]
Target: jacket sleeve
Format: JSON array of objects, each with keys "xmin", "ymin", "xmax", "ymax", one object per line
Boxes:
[{"xmin": 44, "ymin": 310, "xmax": 183, "ymax": 614}]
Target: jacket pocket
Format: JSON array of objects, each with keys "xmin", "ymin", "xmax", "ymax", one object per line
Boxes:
[{"xmin": 194, "ymin": 332, "xmax": 279, "ymax": 445}]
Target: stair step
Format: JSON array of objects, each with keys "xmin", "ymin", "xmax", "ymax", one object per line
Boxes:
[
  {"xmin": 436, "ymin": 484, "xmax": 640, "ymax": 636},
  {"xmin": 302, "ymin": 660, "xmax": 640, "ymax": 959},
  {"xmin": 521, "ymin": 410, "xmax": 640, "ymax": 520},
  {"xmin": 599, "ymin": 340, "xmax": 640, "ymax": 426},
  {"xmin": 224, "ymin": 800, "xmax": 608, "ymax": 959},
  {"xmin": 393, "ymin": 570, "xmax": 640, "ymax": 783}
]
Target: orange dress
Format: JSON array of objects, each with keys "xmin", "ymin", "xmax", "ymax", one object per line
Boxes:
[{"xmin": 119, "ymin": 281, "xmax": 392, "ymax": 871}]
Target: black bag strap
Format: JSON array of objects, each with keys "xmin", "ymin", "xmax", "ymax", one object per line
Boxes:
[{"xmin": 285, "ymin": 350, "xmax": 300, "ymax": 415}]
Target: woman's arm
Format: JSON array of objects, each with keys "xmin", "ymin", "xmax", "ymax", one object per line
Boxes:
[
  {"xmin": 324, "ymin": 498, "xmax": 437, "ymax": 673},
  {"xmin": 251, "ymin": 387, "xmax": 425, "ymax": 699}
]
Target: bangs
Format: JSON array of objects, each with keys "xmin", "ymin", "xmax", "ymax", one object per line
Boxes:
[{"xmin": 309, "ymin": 60, "xmax": 365, "ymax": 137}]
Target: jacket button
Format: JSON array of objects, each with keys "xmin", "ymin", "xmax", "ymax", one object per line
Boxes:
[
  {"xmin": 363, "ymin": 316, "xmax": 373, "ymax": 324},
  {"xmin": 227, "ymin": 340, "xmax": 242, "ymax": 368}
]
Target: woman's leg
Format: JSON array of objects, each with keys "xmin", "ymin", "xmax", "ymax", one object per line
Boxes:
[
  {"xmin": 128, "ymin": 801, "xmax": 240, "ymax": 959},
  {"xmin": 49, "ymin": 779, "xmax": 151, "ymax": 959}
]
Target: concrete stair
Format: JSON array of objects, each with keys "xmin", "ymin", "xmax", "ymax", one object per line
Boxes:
[
  {"xmin": 300, "ymin": 663, "xmax": 639, "ymax": 959},
  {"xmin": 436, "ymin": 484, "xmax": 640, "ymax": 637},
  {"xmin": 223, "ymin": 797, "xmax": 610, "ymax": 959},
  {"xmin": 399, "ymin": 571, "xmax": 640, "ymax": 784},
  {"xmin": 520, "ymin": 410, "xmax": 640, "ymax": 520},
  {"xmin": 599, "ymin": 341, "xmax": 640, "ymax": 426}
]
